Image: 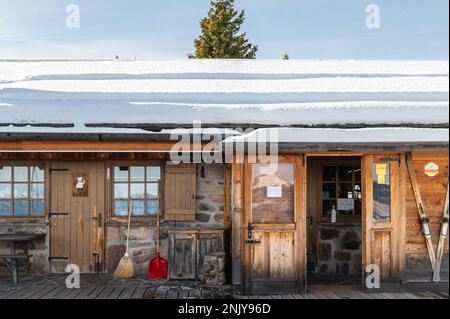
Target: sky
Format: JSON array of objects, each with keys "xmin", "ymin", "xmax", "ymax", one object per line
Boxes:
[{"xmin": 0, "ymin": 0, "xmax": 448, "ymax": 60}]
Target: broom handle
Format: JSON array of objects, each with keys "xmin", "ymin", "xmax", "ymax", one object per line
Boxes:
[
  {"xmin": 126, "ymin": 198, "xmax": 132, "ymax": 254},
  {"xmin": 156, "ymin": 200, "xmax": 160, "ymax": 254}
]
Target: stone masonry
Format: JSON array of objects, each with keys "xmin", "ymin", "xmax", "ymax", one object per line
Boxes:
[{"xmin": 318, "ymin": 225, "xmax": 362, "ymax": 275}]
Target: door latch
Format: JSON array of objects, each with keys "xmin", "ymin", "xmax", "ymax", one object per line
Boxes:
[{"xmin": 247, "ymin": 222, "xmax": 255, "ymax": 239}]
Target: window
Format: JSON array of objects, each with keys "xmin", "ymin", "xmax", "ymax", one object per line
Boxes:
[
  {"xmin": 251, "ymin": 164, "xmax": 295, "ymax": 224},
  {"xmin": 372, "ymin": 163, "xmax": 391, "ymax": 222},
  {"xmin": 0, "ymin": 166, "xmax": 45, "ymax": 217},
  {"xmin": 113, "ymin": 165, "xmax": 161, "ymax": 217},
  {"xmin": 322, "ymin": 165, "xmax": 362, "ymax": 217}
]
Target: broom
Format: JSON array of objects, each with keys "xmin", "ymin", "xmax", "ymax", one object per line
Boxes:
[{"xmin": 113, "ymin": 199, "xmax": 134, "ymax": 278}]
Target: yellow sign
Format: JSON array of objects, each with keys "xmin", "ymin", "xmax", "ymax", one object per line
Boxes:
[{"xmin": 375, "ymin": 164, "xmax": 387, "ymax": 185}]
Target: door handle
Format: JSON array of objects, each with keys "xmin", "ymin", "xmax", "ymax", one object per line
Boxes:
[{"xmin": 247, "ymin": 222, "xmax": 255, "ymax": 239}]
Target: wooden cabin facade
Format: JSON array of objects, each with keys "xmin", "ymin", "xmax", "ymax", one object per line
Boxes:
[{"xmin": 0, "ymin": 60, "xmax": 448, "ymax": 294}]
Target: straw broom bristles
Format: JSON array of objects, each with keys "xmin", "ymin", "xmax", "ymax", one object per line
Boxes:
[{"xmin": 113, "ymin": 199, "xmax": 134, "ymax": 278}]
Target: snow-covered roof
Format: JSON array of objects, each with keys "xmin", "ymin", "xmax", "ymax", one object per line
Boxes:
[
  {"xmin": 224, "ymin": 127, "xmax": 449, "ymax": 144},
  {"xmin": 0, "ymin": 59, "xmax": 448, "ymax": 129}
]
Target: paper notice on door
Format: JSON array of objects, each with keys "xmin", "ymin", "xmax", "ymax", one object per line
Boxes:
[
  {"xmin": 337, "ymin": 198, "xmax": 354, "ymax": 211},
  {"xmin": 267, "ymin": 185, "xmax": 282, "ymax": 198}
]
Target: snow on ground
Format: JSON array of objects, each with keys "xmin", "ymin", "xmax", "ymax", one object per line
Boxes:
[{"xmin": 0, "ymin": 59, "xmax": 448, "ymax": 127}]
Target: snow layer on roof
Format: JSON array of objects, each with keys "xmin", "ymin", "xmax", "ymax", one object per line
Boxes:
[
  {"xmin": 0, "ymin": 59, "xmax": 448, "ymax": 127},
  {"xmin": 224, "ymin": 127, "xmax": 450, "ymax": 144}
]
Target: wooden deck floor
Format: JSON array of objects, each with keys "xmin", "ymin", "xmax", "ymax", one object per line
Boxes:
[{"xmin": 0, "ymin": 275, "xmax": 448, "ymax": 299}]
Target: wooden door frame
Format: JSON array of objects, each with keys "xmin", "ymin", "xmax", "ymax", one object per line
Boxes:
[
  {"xmin": 49, "ymin": 161, "xmax": 106, "ymax": 273},
  {"xmin": 305, "ymin": 156, "xmax": 363, "ymax": 276},
  {"xmin": 242, "ymin": 154, "xmax": 306, "ymax": 294}
]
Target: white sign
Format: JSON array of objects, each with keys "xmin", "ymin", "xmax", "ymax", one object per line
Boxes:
[
  {"xmin": 337, "ymin": 198, "xmax": 354, "ymax": 211},
  {"xmin": 267, "ymin": 186, "xmax": 282, "ymax": 198}
]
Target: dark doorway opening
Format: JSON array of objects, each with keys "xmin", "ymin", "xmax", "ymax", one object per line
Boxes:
[{"xmin": 307, "ymin": 156, "xmax": 362, "ymax": 285}]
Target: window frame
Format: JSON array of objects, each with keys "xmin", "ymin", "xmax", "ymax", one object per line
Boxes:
[
  {"xmin": 0, "ymin": 163, "xmax": 46, "ymax": 218},
  {"xmin": 109, "ymin": 162, "xmax": 163, "ymax": 219},
  {"xmin": 320, "ymin": 162, "xmax": 362, "ymax": 222}
]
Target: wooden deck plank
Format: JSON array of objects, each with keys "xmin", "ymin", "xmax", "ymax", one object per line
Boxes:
[
  {"xmin": 73, "ymin": 286, "xmax": 98, "ymax": 299},
  {"xmin": 153, "ymin": 286, "xmax": 169, "ymax": 299},
  {"xmin": 40, "ymin": 287, "xmax": 66, "ymax": 299},
  {"xmin": 96, "ymin": 286, "xmax": 116, "ymax": 299},
  {"xmin": 189, "ymin": 288, "xmax": 201, "ymax": 298},
  {"xmin": 117, "ymin": 287, "xmax": 136, "ymax": 299},
  {"xmin": 84, "ymin": 286, "xmax": 107, "ymax": 299},
  {"xmin": 107, "ymin": 287, "xmax": 125, "ymax": 299},
  {"xmin": 167, "ymin": 288, "xmax": 179, "ymax": 299},
  {"xmin": 178, "ymin": 287, "xmax": 190, "ymax": 299},
  {"xmin": 143, "ymin": 287, "xmax": 156, "ymax": 299},
  {"xmin": 16, "ymin": 287, "xmax": 46, "ymax": 299},
  {"xmin": 131, "ymin": 287, "xmax": 147, "ymax": 299},
  {"xmin": 63, "ymin": 287, "xmax": 88, "ymax": 299},
  {"xmin": 32, "ymin": 286, "xmax": 59, "ymax": 299}
]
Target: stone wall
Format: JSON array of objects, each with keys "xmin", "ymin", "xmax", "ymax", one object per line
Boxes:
[
  {"xmin": 0, "ymin": 221, "xmax": 48, "ymax": 275},
  {"xmin": 105, "ymin": 163, "xmax": 225, "ymax": 275},
  {"xmin": 318, "ymin": 225, "xmax": 362, "ymax": 276}
]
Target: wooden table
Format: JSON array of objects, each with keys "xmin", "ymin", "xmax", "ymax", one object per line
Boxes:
[{"xmin": 0, "ymin": 234, "xmax": 34, "ymax": 287}]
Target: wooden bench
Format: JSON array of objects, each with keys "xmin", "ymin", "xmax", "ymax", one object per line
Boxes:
[{"xmin": 0, "ymin": 234, "xmax": 34, "ymax": 287}]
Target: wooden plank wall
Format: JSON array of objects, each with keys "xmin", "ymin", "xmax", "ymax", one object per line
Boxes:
[{"xmin": 404, "ymin": 151, "xmax": 449, "ymax": 282}]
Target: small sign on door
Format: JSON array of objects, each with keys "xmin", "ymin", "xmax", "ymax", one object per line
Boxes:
[
  {"xmin": 337, "ymin": 198, "xmax": 354, "ymax": 211},
  {"xmin": 72, "ymin": 173, "xmax": 88, "ymax": 197},
  {"xmin": 267, "ymin": 185, "xmax": 282, "ymax": 198}
]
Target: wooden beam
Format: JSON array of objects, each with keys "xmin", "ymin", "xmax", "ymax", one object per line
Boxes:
[{"xmin": 0, "ymin": 141, "xmax": 213, "ymax": 152}]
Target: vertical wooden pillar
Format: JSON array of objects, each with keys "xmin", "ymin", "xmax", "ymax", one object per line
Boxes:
[{"xmin": 231, "ymin": 162, "xmax": 244, "ymax": 293}]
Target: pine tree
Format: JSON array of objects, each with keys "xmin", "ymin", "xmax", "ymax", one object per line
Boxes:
[
  {"xmin": 283, "ymin": 53, "xmax": 289, "ymax": 60},
  {"xmin": 190, "ymin": 0, "xmax": 257, "ymax": 59}
]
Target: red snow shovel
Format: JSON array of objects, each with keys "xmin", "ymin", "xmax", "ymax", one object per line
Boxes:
[{"xmin": 147, "ymin": 206, "xmax": 167, "ymax": 279}]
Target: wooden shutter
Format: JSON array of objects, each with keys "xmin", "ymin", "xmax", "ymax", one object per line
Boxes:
[{"xmin": 164, "ymin": 164, "xmax": 197, "ymax": 221}]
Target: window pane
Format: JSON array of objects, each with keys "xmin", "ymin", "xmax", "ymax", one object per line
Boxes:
[
  {"xmin": 14, "ymin": 167, "xmax": 28, "ymax": 182},
  {"xmin": 252, "ymin": 163, "xmax": 294, "ymax": 224},
  {"xmin": 373, "ymin": 163, "xmax": 391, "ymax": 222},
  {"xmin": 31, "ymin": 200, "xmax": 45, "ymax": 216},
  {"xmin": 0, "ymin": 167, "xmax": 11, "ymax": 181},
  {"xmin": 132, "ymin": 199, "xmax": 145, "ymax": 216},
  {"xmin": 323, "ymin": 200, "xmax": 336, "ymax": 216},
  {"xmin": 338, "ymin": 183, "xmax": 354, "ymax": 199},
  {"xmin": 146, "ymin": 183, "xmax": 158, "ymax": 199},
  {"xmin": 130, "ymin": 183, "xmax": 145, "ymax": 199},
  {"xmin": 338, "ymin": 166, "xmax": 353, "ymax": 182},
  {"xmin": 147, "ymin": 166, "xmax": 161, "ymax": 181},
  {"xmin": 146, "ymin": 199, "xmax": 158, "ymax": 216},
  {"xmin": 322, "ymin": 166, "xmax": 336, "ymax": 182},
  {"xmin": 14, "ymin": 200, "xmax": 29, "ymax": 216},
  {"xmin": 14, "ymin": 183, "xmax": 28, "ymax": 198},
  {"xmin": 130, "ymin": 167, "xmax": 145, "ymax": 182},
  {"xmin": 31, "ymin": 183, "xmax": 44, "ymax": 199},
  {"xmin": 31, "ymin": 167, "xmax": 44, "ymax": 182},
  {"xmin": 114, "ymin": 183, "xmax": 128, "ymax": 199},
  {"xmin": 354, "ymin": 168, "xmax": 362, "ymax": 182},
  {"xmin": 0, "ymin": 200, "xmax": 12, "ymax": 216},
  {"xmin": 322, "ymin": 183, "xmax": 336, "ymax": 199},
  {"xmin": 0, "ymin": 184, "xmax": 11, "ymax": 199},
  {"xmin": 114, "ymin": 167, "xmax": 129, "ymax": 182},
  {"xmin": 114, "ymin": 200, "xmax": 128, "ymax": 216},
  {"xmin": 354, "ymin": 200, "xmax": 362, "ymax": 215}
]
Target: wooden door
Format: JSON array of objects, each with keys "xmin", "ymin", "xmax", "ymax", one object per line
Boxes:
[
  {"xmin": 362, "ymin": 155, "xmax": 403, "ymax": 290},
  {"xmin": 49, "ymin": 162, "xmax": 105, "ymax": 273},
  {"xmin": 243, "ymin": 156, "xmax": 305, "ymax": 294},
  {"xmin": 168, "ymin": 230, "xmax": 197, "ymax": 279}
]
